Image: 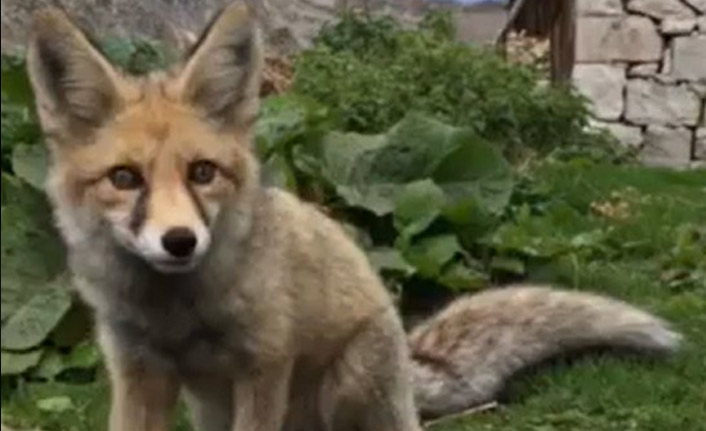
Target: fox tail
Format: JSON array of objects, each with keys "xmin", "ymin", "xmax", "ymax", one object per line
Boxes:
[{"xmin": 409, "ymin": 285, "xmax": 681, "ymax": 418}]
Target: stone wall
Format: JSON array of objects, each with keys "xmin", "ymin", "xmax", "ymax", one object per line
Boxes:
[
  {"xmin": 574, "ymin": 0, "xmax": 706, "ymax": 167},
  {"xmin": 0, "ymin": 0, "xmax": 428, "ymax": 54},
  {"xmin": 1, "ymin": 0, "xmax": 342, "ymax": 55}
]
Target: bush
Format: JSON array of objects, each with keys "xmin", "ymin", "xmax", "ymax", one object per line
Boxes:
[
  {"xmin": 256, "ymin": 96, "xmax": 631, "ymax": 298},
  {"xmin": 293, "ymin": 12, "xmax": 608, "ymax": 161}
]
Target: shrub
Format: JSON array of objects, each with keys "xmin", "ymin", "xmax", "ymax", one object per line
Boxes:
[{"xmin": 292, "ymin": 12, "xmax": 607, "ymax": 161}]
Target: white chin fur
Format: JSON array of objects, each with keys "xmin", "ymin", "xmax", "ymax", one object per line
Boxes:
[{"xmin": 150, "ymin": 258, "xmax": 200, "ymax": 274}]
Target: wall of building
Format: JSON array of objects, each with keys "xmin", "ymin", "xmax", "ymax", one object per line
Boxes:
[
  {"xmin": 0, "ymin": 0, "xmax": 504, "ymax": 53},
  {"xmin": 573, "ymin": 0, "xmax": 706, "ymax": 167},
  {"xmin": 0, "ymin": 0, "xmax": 342, "ymax": 55}
]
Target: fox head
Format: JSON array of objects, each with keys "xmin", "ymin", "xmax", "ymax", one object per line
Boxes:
[{"xmin": 27, "ymin": 3, "xmax": 262, "ymax": 273}]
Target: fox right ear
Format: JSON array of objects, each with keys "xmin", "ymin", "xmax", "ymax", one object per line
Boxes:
[
  {"xmin": 174, "ymin": 2, "xmax": 263, "ymax": 129},
  {"xmin": 27, "ymin": 8, "xmax": 128, "ymax": 135}
]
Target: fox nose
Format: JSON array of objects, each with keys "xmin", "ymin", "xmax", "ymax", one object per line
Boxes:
[{"xmin": 161, "ymin": 227, "xmax": 197, "ymax": 258}]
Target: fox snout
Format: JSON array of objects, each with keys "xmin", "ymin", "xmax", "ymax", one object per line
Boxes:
[
  {"xmin": 162, "ymin": 227, "xmax": 198, "ymax": 258},
  {"xmin": 136, "ymin": 226, "xmax": 211, "ymax": 273},
  {"xmin": 123, "ymin": 174, "xmax": 216, "ymax": 273},
  {"xmin": 133, "ymin": 220, "xmax": 211, "ymax": 273}
]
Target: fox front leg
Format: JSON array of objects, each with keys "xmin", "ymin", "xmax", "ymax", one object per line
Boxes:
[
  {"xmin": 106, "ymin": 358, "xmax": 179, "ymax": 431},
  {"xmin": 231, "ymin": 360, "xmax": 294, "ymax": 431},
  {"xmin": 100, "ymin": 329, "xmax": 180, "ymax": 431}
]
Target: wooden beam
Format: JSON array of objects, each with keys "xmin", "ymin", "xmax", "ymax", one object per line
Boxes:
[{"xmin": 494, "ymin": 0, "xmax": 531, "ymax": 45}]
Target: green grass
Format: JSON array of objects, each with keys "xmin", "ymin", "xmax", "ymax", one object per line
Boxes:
[
  {"xmin": 2, "ymin": 163, "xmax": 706, "ymax": 430},
  {"xmin": 430, "ymin": 163, "xmax": 706, "ymax": 431},
  {"xmin": 431, "ymin": 264, "xmax": 706, "ymax": 431}
]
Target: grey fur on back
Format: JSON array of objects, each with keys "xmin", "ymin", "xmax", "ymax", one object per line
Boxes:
[{"xmin": 409, "ymin": 285, "xmax": 682, "ymax": 418}]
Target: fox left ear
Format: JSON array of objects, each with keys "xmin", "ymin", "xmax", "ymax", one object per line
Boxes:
[
  {"xmin": 175, "ymin": 2, "xmax": 263, "ymax": 129},
  {"xmin": 27, "ymin": 8, "xmax": 130, "ymax": 136}
]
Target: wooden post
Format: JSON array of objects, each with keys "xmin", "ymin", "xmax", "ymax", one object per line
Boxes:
[{"xmin": 550, "ymin": 0, "xmax": 576, "ymax": 84}]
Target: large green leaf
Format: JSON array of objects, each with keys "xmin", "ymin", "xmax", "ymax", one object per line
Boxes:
[
  {"xmin": 438, "ymin": 260, "xmax": 488, "ymax": 291},
  {"xmin": 1, "ymin": 350, "xmax": 43, "ymax": 376},
  {"xmin": 362, "ymin": 114, "xmax": 469, "ymax": 182},
  {"xmin": 367, "ymin": 247, "xmax": 415, "ymax": 275},
  {"xmin": 1, "ymin": 185, "xmax": 64, "ymax": 275},
  {"xmin": 2, "ymin": 276, "xmax": 73, "ymax": 350},
  {"xmin": 255, "ymin": 95, "xmax": 330, "ymax": 157},
  {"xmin": 321, "ymin": 114, "xmax": 463, "ymax": 215},
  {"xmin": 34, "ymin": 342, "xmax": 102, "ymax": 380},
  {"xmin": 1, "ymin": 179, "xmax": 66, "ymax": 326},
  {"xmin": 255, "ymin": 95, "xmax": 334, "ymax": 191},
  {"xmin": 1, "ymin": 171, "xmax": 20, "ymax": 206},
  {"xmin": 1, "ymin": 55, "xmax": 41, "ymax": 171},
  {"xmin": 321, "ymin": 130, "xmax": 390, "ymax": 213},
  {"xmin": 320, "ymin": 113, "xmax": 514, "ymax": 221},
  {"xmin": 441, "ymin": 195, "xmax": 499, "ymax": 244},
  {"xmin": 1, "ymin": 96, "xmax": 42, "ymax": 169},
  {"xmin": 400, "ymin": 234, "xmax": 464, "ymax": 278},
  {"xmin": 393, "ymin": 179, "xmax": 446, "ymax": 240},
  {"xmin": 12, "ymin": 144, "xmax": 48, "ymax": 190},
  {"xmin": 1, "ymin": 55, "xmax": 33, "ymax": 107},
  {"xmin": 37, "ymin": 396, "xmax": 75, "ymax": 413},
  {"xmin": 432, "ymin": 134, "xmax": 514, "ymax": 215}
]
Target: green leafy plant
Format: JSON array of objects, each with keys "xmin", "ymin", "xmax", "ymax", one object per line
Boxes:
[
  {"xmin": 1, "ymin": 174, "xmax": 75, "ymax": 377},
  {"xmin": 293, "ymin": 12, "xmax": 608, "ymax": 161},
  {"xmin": 101, "ymin": 37, "xmax": 177, "ymax": 75},
  {"xmin": 256, "ymin": 101, "xmax": 518, "ymax": 292},
  {"xmin": 2, "ymin": 56, "xmax": 41, "ymax": 171}
]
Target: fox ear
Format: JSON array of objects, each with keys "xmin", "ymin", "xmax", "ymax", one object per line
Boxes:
[
  {"xmin": 27, "ymin": 8, "xmax": 127, "ymax": 135},
  {"xmin": 175, "ymin": 2, "xmax": 262, "ymax": 129}
]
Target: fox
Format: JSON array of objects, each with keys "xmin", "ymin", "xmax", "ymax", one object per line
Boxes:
[{"xmin": 26, "ymin": 2, "xmax": 682, "ymax": 431}]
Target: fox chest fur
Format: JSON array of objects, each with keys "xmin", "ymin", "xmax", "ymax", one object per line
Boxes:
[
  {"xmin": 113, "ymin": 284, "xmax": 249, "ymax": 373},
  {"xmin": 70, "ymin": 223, "xmax": 273, "ymax": 375}
]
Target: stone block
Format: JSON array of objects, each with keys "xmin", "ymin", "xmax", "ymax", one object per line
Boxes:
[
  {"xmin": 625, "ymin": 79, "xmax": 701, "ymax": 126},
  {"xmin": 573, "ymin": 64, "xmax": 626, "ymax": 120},
  {"xmin": 576, "ymin": 17, "xmax": 663, "ymax": 62},
  {"xmin": 640, "ymin": 125, "xmax": 692, "ymax": 167},
  {"xmin": 627, "ymin": 0, "xmax": 695, "ymax": 19},
  {"xmin": 577, "ymin": 0, "xmax": 624, "ymax": 16},
  {"xmin": 661, "ymin": 17, "xmax": 697, "ymax": 35},
  {"xmin": 684, "ymin": 0, "xmax": 706, "ymax": 13},
  {"xmin": 591, "ymin": 120, "xmax": 644, "ymax": 147},
  {"xmin": 629, "ymin": 63, "xmax": 659, "ymax": 77},
  {"xmin": 671, "ymin": 36, "xmax": 706, "ymax": 82}
]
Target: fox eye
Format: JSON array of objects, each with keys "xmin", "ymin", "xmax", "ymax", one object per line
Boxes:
[
  {"xmin": 108, "ymin": 166, "xmax": 143, "ymax": 190},
  {"xmin": 188, "ymin": 160, "xmax": 217, "ymax": 185}
]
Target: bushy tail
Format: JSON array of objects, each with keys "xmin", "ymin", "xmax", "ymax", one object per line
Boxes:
[{"xmin": 408, "ymin": 285, "xmax": 682, "ymax": 418}]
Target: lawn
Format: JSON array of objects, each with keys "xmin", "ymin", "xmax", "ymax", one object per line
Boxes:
[
  {"xmin": 432, "ymin": 264, "xmax": 706, "ymax": 431},
  {"xmin": 2, "ymin": 163, "xmax": 705, "ymax": 431},
  {"xmin": 430, "ymin": 163, "xmax": 706, "ymax": 431}
]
